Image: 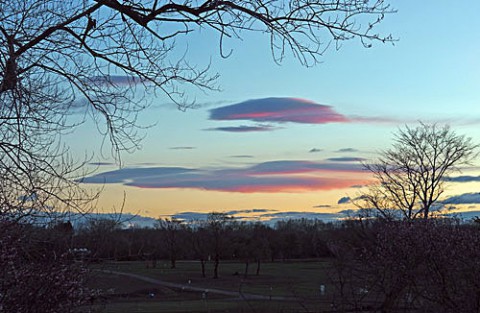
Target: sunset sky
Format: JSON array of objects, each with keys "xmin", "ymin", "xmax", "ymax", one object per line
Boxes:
[{"xmin": 73, "ymin": 0, "xmax": 480, "ymax": 222}]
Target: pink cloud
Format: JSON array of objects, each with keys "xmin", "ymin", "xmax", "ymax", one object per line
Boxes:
[
  {"xmin": 248, "ymin": 160, "xmax": 364, "ymax": 175},
  {"xmin": 81, "ymin": 160, "xmax": 370, "ymax": 193},
  {"xmin": 219, "ymin": 178, "xmax": 370, "ymax": 193},
  {"xmin": 209, "ymin": 97, "xmax": 399, "ymax": 127},
  {"xmin": 210, "ymin": 98, "xmax": 349, "ymax": 124},
  {"xmin": 129, "ymin": 176, "xmax": 370, "ymax": 193},
  {"xmin": 205, "ymin": 125, "xmax": 279, "ymax": 132}
]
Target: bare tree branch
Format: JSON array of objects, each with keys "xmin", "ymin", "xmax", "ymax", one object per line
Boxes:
[{"xmin": 358, "ymin": 123, "xmax": 479, "ymax": 220}]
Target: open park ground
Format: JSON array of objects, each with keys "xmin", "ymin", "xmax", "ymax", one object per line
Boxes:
[{"xmin": 86, "ymin": 259, "xmax": 336, "ymax": 313}]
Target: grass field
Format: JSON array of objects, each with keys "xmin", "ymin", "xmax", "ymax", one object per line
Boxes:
[{"xmin": 85, "ymin": 259, "xmax": 337, "ymax": 313}]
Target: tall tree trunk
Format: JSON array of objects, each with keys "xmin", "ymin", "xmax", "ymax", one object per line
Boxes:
[
  {"xmin": 213, "ymin": 254, "xmax": 219, "ymax": 279},
  {"xmin": 200, "ymin": 258, "xmax": 206, "ymax": 278},
  {"xmin": 380, "ymin": 288, "xmax": 402, "ymax": 312},
  {"xmin": 256, "ymin": 259, "xmax": 261, "ymax": 276},
  {"xmin": 244, "ymin": 260, "xmax": 249, "ymax": 278}
]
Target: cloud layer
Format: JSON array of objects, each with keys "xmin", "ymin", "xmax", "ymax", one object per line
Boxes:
[
  {"xmin": 205, "ymin": 125, "xmax": 278, "ymax": 132},
  {"xmin": 442, "ymin": 193, "xmax": 480, "ymax": 205},
  {"xmin": 168, "ymin": 209, "xmax": 352, "ymax": 223},
  {"xmin": 169, "ymin": 146, "xmax": 196, "ymax": 150},
  {"xmin": 208, "ymin": 97, "xmax": 398, "ymax": 132},
  {"xmin": 337, "ymin": 196, "xmax": 351, "ymax": 204},
  {"xmin": 444, "ymin": 176, "xmax": 480, "ymax": 183},
  {"xmin": 81, "ymin": 160, "xmax": 368, "ymax": 193},
  {"xmin": 210, "ymin": 98, "xmax": 349, "ymax": 124},
  {"xmin": 327, "ymin": 157, "xmax": 366, "ymax": 162}
]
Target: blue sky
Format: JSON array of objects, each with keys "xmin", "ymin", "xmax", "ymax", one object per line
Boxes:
[{"xmin": 73, "ymin": 0, "xmax": 480, "ymax": 220}]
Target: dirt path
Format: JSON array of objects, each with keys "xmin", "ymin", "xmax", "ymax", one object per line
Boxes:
[{"xmin": 99, "ymin": 270, "xmax": 297, "ymax": 301}]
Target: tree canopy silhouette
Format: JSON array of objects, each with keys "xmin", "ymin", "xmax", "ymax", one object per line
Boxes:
[{"xmin": 359, "ymin": 123, "xmax": 478, "ymax": 220}]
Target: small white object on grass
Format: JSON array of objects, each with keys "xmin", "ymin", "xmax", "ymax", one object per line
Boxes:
[{"xmin": 319, "ymin": 284, "xmax": 326, "ymax": 296}]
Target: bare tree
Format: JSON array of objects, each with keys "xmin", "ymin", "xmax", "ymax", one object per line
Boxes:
[
  {"xmin": 359, "ymin": 123, "xmax": 478, "ymax": 220},
  {"xmin": 207, "ymin": 212, "xmax": 232, "ymax": 279},
  {"xmin": 0, "ymin": 219, "xmax": 90, "ymax": 313},
  {"xmin": 156, "ymin": 217, "xmax": 183, "ymax": 269},
  {"xmin": 329, "ymin": 219, "xmax": 480, "ymax": 312},
  {"xmin": 188, "ymin": 222, "xmax": 210, "ymax": 278}
]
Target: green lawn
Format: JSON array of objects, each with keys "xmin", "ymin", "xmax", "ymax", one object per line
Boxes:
[{"xmin": 86, "ymin": 259, "xmax": 337, "ymax": 313}]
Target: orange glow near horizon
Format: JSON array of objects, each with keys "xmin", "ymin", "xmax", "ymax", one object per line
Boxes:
[
  {"xmin": 86, "ymin": 170, "xmax": 480, "ymax": 221},
  {"xmin": 87, "ymin": 183, "xmax": 364, "ymax": 217}
]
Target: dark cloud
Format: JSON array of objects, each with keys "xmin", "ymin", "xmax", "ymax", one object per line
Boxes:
[
  {"xmin": 350, "ymin": 184, "xmax": 367, "ymax": 188},
  {"xmin": 442, "ymin": 193, "xmax": 480, "ymax": 205},
  {"xmin": 171, "ymin": 209, "xmax": 274, "ymax": 221},
  {"xmin": 17, "ymin": 192, "xmax": 38, "ymax": 202},
  {"xmin": 249, "ymin": 160, "xmax": 364, "ymax": 175},
  {"xmin": 230, "ymin": 155, "xmax": 254, "ymax": 158},
  {"xmin": 21, "ymin": 212, "xmax": 158, "ymax": 229},
  {"xmin": 169, "ymin": 209, "xmax": 347, "ymax": 223},
  {"xmin": 86, "ymin": 75, "xmax": 145, "ymax": 87},
  {"xmin": 210, "ymin": 98, "xmax": 349, "ymax": 124},
  {"xmin": 123, "ymin": 173, "xmax": 358, "ymax": 193},
  {"xmin": 209, "ymin": 97, "xmax": 397, "ymax": 128},
  {"xmin": 443, "ymin": 210, "xmax": 480, "ymax": 220},
  {"xmin": 171, "ymin": 212, "xmax": 210, "ymax": 221},
  {"xmin": 79, "ymin": 167, "xmax": 196, "ymax": 184},
  {"xmin": 259, "ymin": 211, "xmax": 351, "ymax": 223},
  {"xmin": 337, "ymin": 209, "xmax": 356, "ymax": 216},
  {"xmin": 169, "ymin": 146, "xmax": 196, "ymax": 150},
  {"xmin": 80, "ymin": 160, "xmax": 369, "ymax": 193},
  {"xmin": 313, "ymin": 204, "xmax": 331, "ymax": 208},
  {"xmin": 353, "ymin": 195, "xmax": 369, "ymax": 201},
  {"xmin": 336, "ymin": 148, "xmax": 358, "ymax": 153},
  {"xmin": 89, "ymin": 162, "xmax": 115, "ymax": 166},
  {"xmin": 205, "ymin": 125, "xmax": 278, "ymax": 132},
  {"xmin": 120, "ymin": 214, "xmax": 159, "ymax": 228},
  {"xmin": 309, "ymin": 148, "xmax": 322, "ymax": 153},
  {"xmin": 181, "ymin": 100, "xmax": 230, "ymax": 110},
  {"xmin": 327, "ymin": 157, "xmax": 365, "ymax": 162},
  {"xmin": 224, "ymin": 209, "xmax": 272, "ymax": 215},
  {"xmin": 443, "ymin": 176, "xmax": 480, "ymax": 183},
  {"xmin": 337, "ymin": 196, "xmax": 351, "ymax": 204}
]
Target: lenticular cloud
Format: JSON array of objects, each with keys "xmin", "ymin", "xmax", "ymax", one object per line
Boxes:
[
  {"xmin": 80, "ymin": 160, "xmax": 368, "ymax": 193},
  {"xmin": 209, "ymin": 97, "xmax": 349, "ymax": 124}
]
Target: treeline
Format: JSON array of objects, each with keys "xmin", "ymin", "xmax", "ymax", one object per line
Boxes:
[
  {"xmin": 72, "ymin": 213, "xmax": 336, "ymax": 277},
  {"xmin": 72, "ymin": 214, "xmax": 480, "ymax": 311},
  {"xmin": 5, "ymin": 214, "xmax": 480, "ymax": 312}
]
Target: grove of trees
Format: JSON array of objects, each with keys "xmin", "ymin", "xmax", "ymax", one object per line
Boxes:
[
  {"xmin": 75, "ymin": 214, "xmax": 334, "ymax": 276},
  {"xmin": 29, "ymin": 213, "xmax": 480, "ymax": 312}
]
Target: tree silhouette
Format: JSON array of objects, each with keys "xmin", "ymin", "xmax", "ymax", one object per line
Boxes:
[{"xmin": 359, "ymin": 123, "xmax": 478, "ymax": 220}]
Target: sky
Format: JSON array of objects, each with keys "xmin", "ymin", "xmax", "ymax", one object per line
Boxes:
[{"xmin": 71, "ymin": 1, "xmax": 480, "ymax": 222}]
